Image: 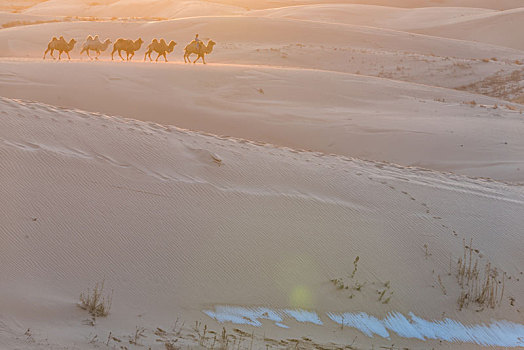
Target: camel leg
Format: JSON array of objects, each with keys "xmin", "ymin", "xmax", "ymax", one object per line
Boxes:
[
  {"xmin": 202, "ymin": 55, "xmax": 206, "ymax": 64},
  {"xmin": 43, "ymin": 48, "xmax": 49, "ymax": 59},
  {"xmin": 163, "ymin": 53, "xmax": 167, "ymax": 62},
  {"xmin": 111, "ymin": 49, "xmax": 116, "ymax": 60},
  {"xmin": 193, "ymin": 54, "xmax": 201, "ymax": 64},
  {"xmin": 118, "ymin": 50, "xmax": 125, "ymax": 61},
  {"xmin": 50, "ymin": 49, "xmax": 56, "ymax": 59},
  {"xmin": 67, "ymin": 51, "xmax": 71, "ymax": 60},
  {"xmin": 144, "ymin": 51, "xmax": 148, "ymax": 61},
  {"xmin": 184, "ymin": 53, "xmax": 190, "ymax": 63},
  {"xmin": 86, "ymin": 49, "xmax": 93, "ymax": 60},
  {"xmin": 95, "ymin": 50, "xmax": 100, "ymax": 60},
  {"xmin": 129, "ymin": 51, "xmax": 135, "ymax": 61},
  {"xmin": 58, "ymin": 51, "xmax": 62, "ymax": 60},
  {"xmin": 155, "ymin": 52, "xmax": 161, "ymax": 62}
]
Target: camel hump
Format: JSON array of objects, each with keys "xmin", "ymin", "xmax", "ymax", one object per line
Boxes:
[
  {"xmin": 160, "ymin": 38, "xmax": 166, "ymax": 44},
  {"xmin": 185, "ymin": 40, "xmax": 196, "ymax": 48}
]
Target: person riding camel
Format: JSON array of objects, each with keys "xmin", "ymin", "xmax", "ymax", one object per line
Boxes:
[{"xmin": 194, "ymin": 33, "xmax": 201, "ymax": 50}]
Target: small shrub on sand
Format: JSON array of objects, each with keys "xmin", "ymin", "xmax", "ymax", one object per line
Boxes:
[
  {"xmin": 79, "ymin": 280, "xmax": 113, "ymax": 317},
  {"xmin": 129, "ymin": 326, "xmax": 146, "ymax": 345},
  {"xmin": 350, "ymin": 256, "xmax": 359, "ymax": 278},
  {"xmin": 165, "ymin": 342, "xmax": 179, "ymax": 350},
  {"xmin": 456, "ymin": 239, "xmax": 505, "ymax": 310}
]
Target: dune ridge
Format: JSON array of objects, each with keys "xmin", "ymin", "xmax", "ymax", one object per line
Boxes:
[{"xmin": 1, "ymin": 59, "xmax": 524, "ymax": 183}]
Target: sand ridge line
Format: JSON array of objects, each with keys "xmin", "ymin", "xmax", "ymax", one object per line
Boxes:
[{"xmin": 3, "ymin": 95, "xmax": 524, "ymax": 193}]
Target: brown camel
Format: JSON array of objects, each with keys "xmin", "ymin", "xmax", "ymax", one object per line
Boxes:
[
  {"xmin": 43, "ymin": 36, "xmax": 77, "ymax": 60},
  {"xmin": 80, "ymin": 35, "xmax": 112, "ymax": 60},
  {"xmin": 144, "ymin": 39, "xmax": 177, "ymax": 62},
  {"xmin": 183, "ymin": 39, "xmax": 216, "ymax": 64},
  {"xmin": 111, "ymin": 38, "xmax": 144, "ymax": 61}
]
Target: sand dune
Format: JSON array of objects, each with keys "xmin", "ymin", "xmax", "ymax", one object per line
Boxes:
[
  {"xmin": 6, "ymin": 2, "xmax": 524, "ymax": 56},
  {"xmin": 1, "ymin": 97, "xmax": 523, "ymax": 349},
  {"xmin": 247, "ymin": 5, "xmax": 495, "ymax": 30},
  {"xmin": 1, "ymin": 59, "xmax": 523, "ymax": 183},
  {"xmin": 417, "ymin": 8, "xmax": 524, "ymax": 51},
  {"xmin": 2, "ymin": 2, "xmax": 524, "ymax": 349},
  {"xmin": 0, "ymin": 11, "xmax": 62, "ymax": 27},
  {"xmin": 274, "ymin": 0, "xmax": 524, "ymax": 10},
  {"xmin": 3, "ymin": 15, "xmax": 522, "ymax": 59},
  {"xmin": 249, "ymin": 5, "xmax": 524, "ymax": 51},
  {"xmin": 9, "ymin": 0, "xmax": 524, "ymax": 13},
  {"xmin": 1, "ymin": 16, "xmax": 523, "ymax": 96},
  {"xmin": 22, "ymin": 0, "xmax": 244, "ymax": 19}
]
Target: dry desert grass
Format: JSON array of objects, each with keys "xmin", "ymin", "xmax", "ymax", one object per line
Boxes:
[
  {"xmin": 79, "ymin": 280, "xmax": 113, "ymax": 318},
  {"xmin": 456, "ymin": 239, "xmax": 506, "ymax": 311}
]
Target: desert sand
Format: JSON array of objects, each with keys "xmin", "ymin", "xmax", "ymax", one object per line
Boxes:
[{"xmin": 1, "ymin": 0, "xmax": 523, "ymax": 349}]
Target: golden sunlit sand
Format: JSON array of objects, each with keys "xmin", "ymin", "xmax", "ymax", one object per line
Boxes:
[{"xmin": 1, "ymin": 1, "xmax": 523, "ymax": 349}]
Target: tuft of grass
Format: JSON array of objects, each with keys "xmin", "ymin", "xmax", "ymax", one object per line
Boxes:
[
  {"xmin": 350, "ymin": 256, "xmax": 359, "ymax": 279},
  {"xmin": 129, "ymin": 326, "xmax": 146, "ymax": 345},
  {"xmin": 437, "ymin": 274, "xmax": 447, "ymax": 295},
  {"xmin": 424, "ymin": 244, "xmax": 431, "ymax": 259},
  {"xmin": 456, "ymin": 239, "xmax": 505, "ymax": 310},
  {"xmin": 79, "ymin": 280, "xmax": 113, "ymax": 317},
  {"xmin": 165, "ymin": 342, "xmax": 179, "ymax": 350}
]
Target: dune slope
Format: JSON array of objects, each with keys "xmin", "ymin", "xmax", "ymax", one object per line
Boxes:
[
  {"xmin": 1, "ymin": 59, "xmax": 524, "ymax": 182},
  {"xmin": 1, "ymin": 97, "xmax": 523, "ymax": 349},
  {"xmin": 1, "ymin": 16, "xmax": 523, "ymax": 97},
  {"xmin": 417, "ymin": 8, "xmax": 524, "ymax": 51},
  {"xmin": 247, "ymin": 5, "xmax": 495, "ymax": 30}
]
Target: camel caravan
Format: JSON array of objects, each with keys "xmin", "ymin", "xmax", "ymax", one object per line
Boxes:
[{"xmin": 43, "ymin": 33, "xmax": 215, "ymax": 64}]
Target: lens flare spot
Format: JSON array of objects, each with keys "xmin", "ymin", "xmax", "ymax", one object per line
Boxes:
[{"xmin": 290, "ymin": 285, "xmax": 313, "ymax": 309}]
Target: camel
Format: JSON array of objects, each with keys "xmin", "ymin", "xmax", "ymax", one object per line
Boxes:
[
  {"xmin": 111, "ymin": 38, "xmax": 144, "ymax": 61},
  {"xmin": 80, "ymin": 35, "xmax": 112, "ymax": 60},
  {"xmin": 183, "ymin": 39, "xmax": 216, "ymax": 64},
  {"xmin": 144, "ymin": 38, "xmax": 177, "ymax": 62},
  {"xmin": 43, "ymin": 36, "xmax": 77, "ymax": 60}
]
